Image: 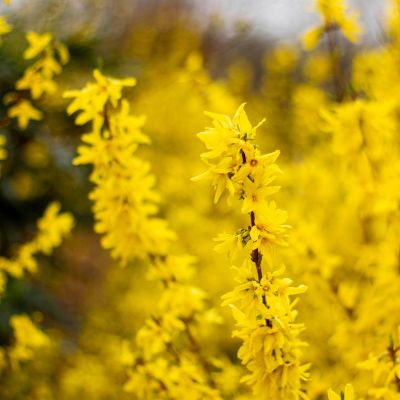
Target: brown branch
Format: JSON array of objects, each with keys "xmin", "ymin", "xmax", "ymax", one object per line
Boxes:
[
  {"xmin": 326, "ymin": 25, "xmax": 345, "ymax": 102},
  {"xmin": 249, "ymin": 211, "xmax": 272, "ymax": 328},
  {"xmin": 388, "ymin": 342, "xmax": 400, "ymax": 392}
]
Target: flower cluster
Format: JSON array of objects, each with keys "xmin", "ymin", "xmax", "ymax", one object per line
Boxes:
[
  {"xmin": 66, "ymin": 70, "xmax": 224, "ymax": 399},
  {"xmin": 194, "ymin": 104, "xmax": 309, "ymax": 399},
  {"xmin": 0, "ymin": 17, "xmax": 11, "ymax": 45},
  {"xmin": 356, "ymin": 330, "xmax": 400, "ymax": 399},
  {"xmin": 5, "ymin": 32, "xmax": 69, "ymax": 129},
  {"xmin": 7, "ymin": 315, "xmax": 51, "ymax": 370},
  {"xmin": 0, "ymin": 134, "xmax": 6, "ymax": 163},
  {"xmin": 0, "ymin": 0, "xmax": 11, "ymax": 160},
  {"xmin": 0, "ymin": 202, "xmax": 73, "ymax": 374},
  {"xmin": 303, "ymin": 0, "xmax": 361, "ymax": 50},
  {"xmin": 0, "ymin": 201, "xmax": 74, "ymax": 286},
  {"xmin": 0, "ymin": 0, "xmax": 12, "ymax": 45},
  {"xmin": 65, "ymin": 70, "xmax": 172, "ymax": 264},
  {"xmin": 1, "ymin": 0, "xmax": 400, "ymax": 398}
]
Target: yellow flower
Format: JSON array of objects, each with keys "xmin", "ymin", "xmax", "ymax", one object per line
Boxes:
[
  {"xmin": 196, "ymin": 120, "xmax": 240, "ymax": 160},
  {"xmin": 23, "ymin": 32, "xmax": 52, "ymax": 60},
  {"xmin": 9, "ymin": 315, "xmax": 50, "ymax": 368},
  {"xmin": 193, "ymin": 104, "xmax": 272, "ymax": 205},
  {"xmin": 16, "ymin": 65, "xmax": 58, "ymax": 99},
  {"xmin": 64, "ymin": 69, "xmax": 136, "ymax": 132},
  {"xmin": 321, "ymin": 100, "xmax": 396, "ymax": 158},
  {"xmin": 327, "ymin": 384, "xmax": 356, "ymax": 400},
  {"xmin": 0, "ymin": 201, "xmax": 74, "ymax": 277},
  {"xmin": 249, "ymin": 202, "xmax": 291, "ymax": 249},
  {"xmin": 0, "ymin": 16, "xmax": 12, "ymax": 43},
  {"xmin": 0, "ymin": 134, "xmax": 7, "ymax": 161},
  {"xmin": 192, "ymin": 157, "xmax": 236, "ymax": 203},
  {"xmin": 240, "ymin": 176, "xmax": 281, "ymax": 214},
  {"xmin": 54, "ymin": 41, "xmax": 69, "ymax": 65},
  {"xmin": 302, "ymin": 27, "xmax": 325, "ymax": 51},
  {"xmin": 8, "ymin": 99, "xmax": 43, "ymax": 129},
  {"xmin": 303, "ymin": 0, "xmax": 361, "ymax": 50},
  {"xmin": 195, "ymin": 104, "xmax": 308, "ymax": 399},
  {"xmin": 35, "ymin": 201, "xmax": 75, "ymax": 254}
]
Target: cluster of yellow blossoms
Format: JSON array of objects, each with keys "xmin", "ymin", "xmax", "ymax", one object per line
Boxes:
[
  {"xmin": 7, "ymin": 314, "xmax": 51, "ymax": 370},
  {"xmin": 0, "ymin": 0, "xmax": 12, "ymax": 164},
  {"xmin": 303, "ymin": 0, "xmax": 361, "ymax": 51},
  {"xmin": 194, "ymin": 104, "xmax": 310, "ymax": 399},
  {"xmin": 6, "ymin": 31, "xmax": 69, "ymax": 129},
  {"xmin": 0, "ymin": 202, "xmax": 74, "ymax": 372},
  {"xmin": 65, "ymin": 70, "xmax": 224, "ymax": 399},
  {"xmin": 0, "ymin": 11, "xmax": 11, "ymax": 46},
  {"xmin": 0, "ymin": 134, "xmax": 6, "ymax": 164},
  {"xmin": 0, "ymin": 0, "xmax": 12, "ymax": 43},
  {"xmin": 292, "ymin": 0, "xmax": 400, "ymax": 398},
  {"xmin": 64, "ymin": 70, "xmax": 171, "ymax": 264},
  {"xmin": 0, "ymin": 314, "xmax": 51, "ymax": 372},
  {"xmin": 0, "ymin": 202, "xmax": 74, "ymax": 282},
  {"xmin": 1, "ymin": 0, "xmax": 400, "ymax": 398},
  {"xmin": 0, "ymin": 6, "xmax": 75, "ymax": 383},
  {"xmin": 358, "ymin": 328, "xmax": 400, "ymax": 399}
]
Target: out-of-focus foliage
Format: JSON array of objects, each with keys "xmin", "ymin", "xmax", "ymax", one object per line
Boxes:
[{"xmin": 0, "ymin": 0, "xmax": 400, "ymax": 399}]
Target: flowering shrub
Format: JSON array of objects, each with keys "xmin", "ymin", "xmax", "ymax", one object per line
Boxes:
[{"xmin": 0, "ymin": 0, "xmax": 400, "ymax": 399}]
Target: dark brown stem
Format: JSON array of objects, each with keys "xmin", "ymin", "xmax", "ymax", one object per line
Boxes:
[
  {"xmin": 326, "ymin": 26, "xmax": 344, "ymax": 102},
  {"xmin": 250, "ymin": 210, "xmax": 272, "ymax": 329},
  {"xmin": 388, "ymin": 342, "xmax": 400, "ymax": 392},
  {"xmin": 240, "ymin": 148, "xmax": 246, "ymax": 163},
  {"xmin": 102, "ymin": 103, "xmax": 112, "ymax": 132},
  {"xmin": 241, "ymin": 152, "xmax": 272, "ymax": 327},
  {"xmin": 250, "ymin": 211, "xmax": 263, "ymax": 283}
]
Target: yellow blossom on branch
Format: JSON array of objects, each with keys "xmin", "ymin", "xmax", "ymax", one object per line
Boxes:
[
  {"xmin": 7, "ymin": 99, "xmax": 43, "ymax": 130},
  {"xmin": 0, "ymin": 201, "xmax": 74, "ymax": 279},
  {"xmin": 66, "ymin": 70, "xmax": 225, "ymax": 398},
  {"xmin": 0, "ymin": 134, "xmax": 6, "ymax": 161},
  {"xmin": 194, "ymin": 103, "xmax": 310, "ymax": 399},
  {"xmin": 303, "ymin": 0, "xmax": 361, "ymax": 50},
  {"xmin": 0, "ymin": 16, "xmax": 11, "ymax": 44},
  {"xmin": 6, "ymin": 32, "xmax": 69, "ymax": 129},
  {"xmin": 8, "ymin": 315, "xmax": 50, "ymax": 369}
]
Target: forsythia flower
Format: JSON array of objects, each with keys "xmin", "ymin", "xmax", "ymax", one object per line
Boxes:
[
  {"xmin": 7, "ymin": 99, "xmax": 43, "ymax": 130},
  {"xmin": 65, "ymin": 69, "xmax": 136, "ymax": 132},
  {"xmin": 0, "ymin": 134, "xmax": 6, "ymax": 161},
  {"xmin": 8, "ymin": 315, "xmax": 50, "ymax": 369},
  {"xmin": 66, "ymin": 70, "xmax": 224, "ymax": 399},
  {"xmin": 327, "ymin": 384, "xmax": 356, "ymax": 400},
  {"xmin": 303, "ymin": 0, "xmax": 361, "ymax": 50},
  {"xmin": 321, "ymin": 99, "xmax": 396, "ymax": 159},
  {"xmin": 0, "ymin": 202, "xmax": 74, "ymax": 279},
  {"xmin": 194, "ymin": 104, "xmax": 309, "ymax": 399},
  {"xmin": 65, "ymin": 70, "xmax": 170, "ymax": 263},
  {"xmin": 35, "ymin": 201, "xmax": 75, "ymax": 254},
  {"xmin": 0, "ymin": 203, "xmax": 72, "ymax": 374},
  {"xmin": 23, "ymin": 32, "xmax": 52, "ymax": 60},
  {"xmin": 7, "ymin": 32, "xmax": 69, "ymax": 129},
  {"xmin": 357, "ymin": 327, "xmax": 400, "ymax": 399},
  {"xmin": 0, "ymin": 16, "xmax": 11, "ymax": 44}
]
